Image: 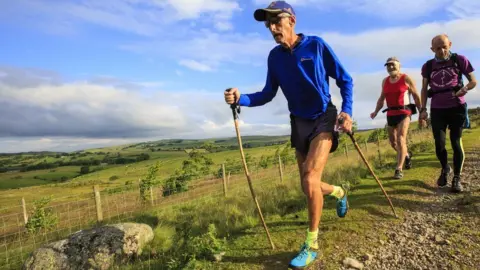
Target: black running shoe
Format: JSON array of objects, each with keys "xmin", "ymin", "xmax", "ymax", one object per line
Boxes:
[
  {"xmin": 437, "ymin": 166, "xmax": 451, "ymax": 187},
  {"xmin": 405, "ymin": 151, "xmax": 412, "ymax": 170},
  {"xmin": 394, "ymin": 169, "xmax": 403, "ymax": 179},
  {"xmin": 451, "ymin": 175, "xmax": 463, "ymax": 193}
]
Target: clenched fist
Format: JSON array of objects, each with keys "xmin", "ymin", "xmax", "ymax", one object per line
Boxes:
[
  {"xmin": 224, "ymin": 88, "xmax": 240, "ymax": 105},
  {"xmin": 336, "ymin": 112, "xmax": 353, "ymax": 134}
]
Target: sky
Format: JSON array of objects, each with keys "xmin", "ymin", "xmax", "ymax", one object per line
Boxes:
[{"xmin": 0, "ymin": 0, "xmax": 479, "ymax": 153}]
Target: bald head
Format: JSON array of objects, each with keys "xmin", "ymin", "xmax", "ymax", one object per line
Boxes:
[
  {"xmin": 432, "ymin": 34, "xmax": 449, "ymax": 46},
  {"xmin": 431, "ymin": 34, "xmax": 452, "ymax": 60}
]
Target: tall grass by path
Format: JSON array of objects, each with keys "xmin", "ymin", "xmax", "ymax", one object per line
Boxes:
[{"xmin": 117, "ymin": 124, "xmax": 480, "ymax": 270}]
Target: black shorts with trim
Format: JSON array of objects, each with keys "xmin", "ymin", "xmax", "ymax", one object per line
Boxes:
[
  {"xmin": 430, "ymin": 104, "xmax": 466, "ymax": 131},
  {"xmin": 290, "ymin": 103, "xmax": 339, "ymax": 156},
  {"xmin": 387, "ymin": 114, "xmax": 410, "ymax": 127}
]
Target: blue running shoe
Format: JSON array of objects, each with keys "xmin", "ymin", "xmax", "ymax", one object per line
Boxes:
[
  {"xmin": 336, "ymin": 185, "xmax": 349, "ymax": 218},
  {"xmin": 288, "ymin": 244, "xmax": 317, "ymax": 269}
]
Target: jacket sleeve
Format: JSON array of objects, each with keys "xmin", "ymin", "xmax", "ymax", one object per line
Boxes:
[
  {"xmin": 238, "ymin": 53, "xmax": 279, "ymax": 107},
  {"xmin": 320, "ymin": 38, "xmax": 354, "ymax": 117}
]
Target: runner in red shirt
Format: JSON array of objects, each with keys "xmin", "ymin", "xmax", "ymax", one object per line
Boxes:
[{"xmin": 371, "ymin": 57, "xmax": 422, "ymax": 179}]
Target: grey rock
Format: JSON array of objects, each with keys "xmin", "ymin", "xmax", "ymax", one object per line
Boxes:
[
  {"xmin": 213, "ymin": 252, "xmax": 226, "ymax": 262},
  {"xmin": 23, "ymin": 223, "xmax": 153, "ymax": 270},
  {"xmin": 362, "ymin": 253, "xmax": 373, "ymax": 261},
  {"xmin": 343, "ymin": 257, "xmax": 364, "ymax": 270}
]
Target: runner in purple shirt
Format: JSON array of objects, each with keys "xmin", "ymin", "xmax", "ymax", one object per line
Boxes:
[{"xmin": 419, "ymin": 34, "xmax": 477, "ymax": 193}]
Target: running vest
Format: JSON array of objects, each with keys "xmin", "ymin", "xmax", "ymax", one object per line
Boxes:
[{"xmin": 382, "ymin": 74, "xmax": 412, "ymax": 117}]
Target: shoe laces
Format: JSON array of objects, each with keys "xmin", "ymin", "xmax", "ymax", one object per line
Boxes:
[{"xmin": 297, "ymin": 244, "xmax": 310, "ymax": 259}]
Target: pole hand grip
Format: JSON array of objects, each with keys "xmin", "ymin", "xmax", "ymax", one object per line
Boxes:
[
  {"xmin": 338, "ymin": 117, "xmax": 354, "ymax": 137},
  {"xmin": 226, "ymin": 88, "xmax": 240, "ymax": 119}
]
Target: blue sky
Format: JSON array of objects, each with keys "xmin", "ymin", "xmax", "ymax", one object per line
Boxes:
[{"xmin": 0, "ymin": 0, "xmax": 479, "ymax": 152}]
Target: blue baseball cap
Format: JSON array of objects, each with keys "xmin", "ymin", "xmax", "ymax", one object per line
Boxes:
[{"xmin": 253, "ymin": 1, "xmax": 296, "ymax": 21}]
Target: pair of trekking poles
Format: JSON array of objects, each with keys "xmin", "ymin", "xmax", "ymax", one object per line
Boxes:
[{"xmin": 225, "ymin": 89, "xmax": 398, "ymax": 250}]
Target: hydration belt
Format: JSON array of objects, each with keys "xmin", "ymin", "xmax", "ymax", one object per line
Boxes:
[{"xmin": 382, "ymin": 104, "xmax": 417, "ymax": 115}]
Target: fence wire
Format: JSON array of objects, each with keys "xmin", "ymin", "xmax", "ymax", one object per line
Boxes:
[{"xmin": 0, "ymin": 130, "xmax": 433, "ymax": 270}]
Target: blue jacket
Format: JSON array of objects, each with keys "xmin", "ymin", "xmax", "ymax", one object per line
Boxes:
[{"xmin": 238, "ymin": 34, "xmax": 354, "ymax": 119}]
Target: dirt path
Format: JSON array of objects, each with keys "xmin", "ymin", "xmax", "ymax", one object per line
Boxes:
[{"xmin": 359, "ymin": 150, "xmax": 480, "ymax": 270}]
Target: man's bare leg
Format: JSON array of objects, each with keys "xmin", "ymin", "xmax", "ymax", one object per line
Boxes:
[
  {"xmin": 395, "ymin": 117, "xmax": 410, "ymax": 170},
  {"xmin": 387, "ymin": 125, "xmax": 397, "ymax": 152},
  {"xmin": 299, "ymin": 132, "xmax": 336, "ymax": 231},
  {"xmin": 296, "ymin": 152, "xmax": 334, "ymax": 198},
  {"xmin": 289, "ymin": 132, "xmax": 349, "ymax": 268}
]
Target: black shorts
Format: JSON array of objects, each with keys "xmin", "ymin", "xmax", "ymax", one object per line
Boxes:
[
  {"xmin": 430, "ymin": 104, "xmax": 466, "ymax": 131},
  {"xmin": 387, "ymin": 114, "xmax": 410, "ymax": 127},
  {"xmin": 290, "ymin": 103, "xmax": 339, "ymax": 156}
]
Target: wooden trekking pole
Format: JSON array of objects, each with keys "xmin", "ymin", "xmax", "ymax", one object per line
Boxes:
[
  {"xmin": 339, "ymin": 119, "xmax": 398, "ymax": 218},
  {"xmin": 226, "ymin": 89, "xmax": 275, "ymax": 249}
]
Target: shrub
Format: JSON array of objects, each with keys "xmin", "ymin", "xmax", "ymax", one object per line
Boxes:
[
  {"xmin": 409, "ymin": 140, "xmax": 435, "ymax": 154},
  {"xmin": 80, "ymin": 166, "xmax": 90, "ymax": 174},
  {"xmin": 140, "ymin": 162, "xmax": 160, "ymax": 202},
  {"xmin": 25, "ymin": 196, "xmax": 58, "ymax": 234}
]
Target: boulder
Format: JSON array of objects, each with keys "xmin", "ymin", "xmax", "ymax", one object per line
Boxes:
[{"xmin": 23, "ymin": 223, "xmax": 154, "ymax": 270}]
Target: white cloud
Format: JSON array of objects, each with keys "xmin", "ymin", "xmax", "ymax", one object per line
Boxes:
[
  {"xmin": 0, "ymin": 66, "xmax": 290, "ymax": 152},
  {"xmin": 215, "ymin": 21, "xmax": 234, "ymax": 31},
  {"xmin": 316, "ymin": 18, "xmax": 480, "ymax": 65},
  {"xmin": 0, "ymin": 0, "xmax": 242, "ymax": 37},
  {"xmin": 447, "ymin": 0, "xmax": 480, "ymax": 18},
  {"xmin": 253, "ymin": 0, "xmax": 470, "ymax": 20},
  {"xmin": 179, "ymin": 59, "xmax": 214, "ymax": 72},
  {"xmin": 121, "ymin": 16, "xmax": 480, "ymax": 73},
  {"xmin": 165, "ymin": 0, "xmax": 241, "ymax": 20},
  {"xmin": 2, "ymin": 60, "xmax": 479, "ymax": 152},
  {"xmin": 0, "ymin": 137, "xmax": 138, "ymax": 153},
  {"xmin": 122, "ymin": 30, "xmax": 275, "ymax": 69}
]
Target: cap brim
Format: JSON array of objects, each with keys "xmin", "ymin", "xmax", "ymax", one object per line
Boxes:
[{"xmin": 253, "ymin": 8, "xmax": 283, "ymax": 21}]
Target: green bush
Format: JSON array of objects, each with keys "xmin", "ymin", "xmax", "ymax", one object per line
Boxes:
[
  {"xmin": 80, "ymin": 166, "xmax": 90, "ymax": 174},
  {"xmin": 140, "ymin": 162, "xmax": 160, "ymax": 202},
  {"xmin": 409, "ymin": 140, "xmax": 435, "ymax": 154},
  {"xmin": 25, "ymin": 196, "xmax": 58, "ymax": 234}
]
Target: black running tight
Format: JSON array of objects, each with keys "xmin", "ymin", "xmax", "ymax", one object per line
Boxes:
[{"xmin": 430, "ymin": 105, "xmax": 466, "ymax": 175}]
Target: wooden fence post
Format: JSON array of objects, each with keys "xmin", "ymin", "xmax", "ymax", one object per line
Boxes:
[
  {"xmin": 150, "ymin": 187, "xmax": 154, "ymax": 206},
  {"xmin": 278, "ymin": 155, "xmax": 284, "ymax": 182},
  {"xmin": 93, "ymin": 185, "xmax": 103, "ymax": 222},
  {"xmin": 222, "ymin": 163, "xmax": 227, "ymax": 197},
  {"xmin": 377, "ymin": 133, "xmax": 382, "ymax": 166},
  {"xmin": 21, "ymin": 197, "xmax": 28, "ymax": 225}
]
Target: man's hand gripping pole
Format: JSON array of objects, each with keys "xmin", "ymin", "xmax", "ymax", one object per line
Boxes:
[{"xmin": 226, "ymin": 88, "xmax": 275, "ymax": 249}]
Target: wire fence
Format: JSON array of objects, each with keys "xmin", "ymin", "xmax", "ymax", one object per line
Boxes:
[
  {"xmin": 0, "ymin": 127, "xmax": 434, "ymax": 270},
  {"xmin": 0, "ymin": 157, "xmax": 302, "ymax": 270}
]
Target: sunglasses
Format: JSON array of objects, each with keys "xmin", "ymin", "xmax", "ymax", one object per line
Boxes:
[{"xmin": 264, "ymin": 13, "xmax": 291, "ymax": 28}]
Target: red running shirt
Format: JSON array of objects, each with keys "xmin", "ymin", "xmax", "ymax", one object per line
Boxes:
[{"xmin": 383, "ymin": 74, "xmax": 411, "ymax": 117}]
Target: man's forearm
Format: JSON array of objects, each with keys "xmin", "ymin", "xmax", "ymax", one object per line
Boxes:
[
  {"xmin": 421, "ymin": 88, "xmax": 428, "ymax": 108},
  {"xmin": 466, "ymin": 81, "xmax": 477, "ymax": 90},
  {"xmin": 413, "ymin": 94, "xmax": 422, "ymax": 110},
  {"xmin": 340, "ymin": 84, "xmax": 353, "ymax": 117},
  {"xmin": 374, "ymin": 100, "xmax": 383, "ymax": 114}
]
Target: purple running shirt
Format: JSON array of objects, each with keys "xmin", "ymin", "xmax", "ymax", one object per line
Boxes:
[{"xmin": 421, "ymin": 54, "xmax": 475, "ymax": 109}]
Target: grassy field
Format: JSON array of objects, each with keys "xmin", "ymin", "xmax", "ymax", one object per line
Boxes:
[
  {"xmin": 0, "ymin": 112, "xmax": 479, "ymax": 269},
  {"xmin": 0, "ymin": 124, "xmax": 382, "ymax": 210},
  {"xmin": 113, "ymin": 117, "xmax": 480, "ymax": 270}
]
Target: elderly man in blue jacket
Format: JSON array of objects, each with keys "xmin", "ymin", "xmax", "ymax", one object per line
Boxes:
[{"xmin": 224, "ymin": 1, "xmax": 354, "ymax": 268}]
